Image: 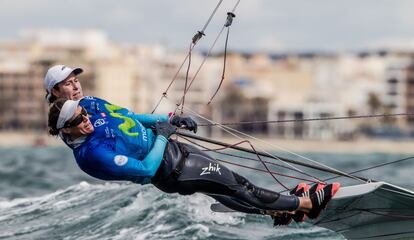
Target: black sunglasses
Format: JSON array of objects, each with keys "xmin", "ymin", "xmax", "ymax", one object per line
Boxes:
[{"xmin": 63, "ymin": 107, "xmax": 88, "ymax": 129}]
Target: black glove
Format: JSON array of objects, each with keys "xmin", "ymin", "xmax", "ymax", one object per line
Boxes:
[
  {"xmin": 170, "ymin": 115, "xmax": 198, "ymax": 133},
  {"xmin": 155, "ymin": 121, "xmax": 176, "ymax": 139}
]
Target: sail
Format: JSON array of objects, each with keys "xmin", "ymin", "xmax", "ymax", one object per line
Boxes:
[{"xmin": 311, "ymin": 182, "xmax": 414, "ymax": 240}]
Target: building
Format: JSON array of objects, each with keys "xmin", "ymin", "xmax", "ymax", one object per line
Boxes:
[
  {"xmin": 0, "ymin": 29, "xmax": 220, "ymax": 134},
  {"xmin": 2, "ymin": 29, "xmax": 414, "ymax": 140}
]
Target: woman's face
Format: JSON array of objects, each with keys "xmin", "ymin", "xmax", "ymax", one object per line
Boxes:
[
  {"xmin": 52, "ymin": 73, "xmax": 84, "ymax": 100},
  {"xmin": 62, "ymin": 106, "xmax": 94, "ymax": 137}
]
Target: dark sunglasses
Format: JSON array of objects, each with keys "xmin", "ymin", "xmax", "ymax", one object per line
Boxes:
[{"xmin": 63, "ymin": 107, "xmax": 88, "ymax": 129}]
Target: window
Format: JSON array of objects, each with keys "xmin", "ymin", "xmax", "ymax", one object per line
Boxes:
[{"xmin": 387, "ymin": 78, "xmax": 398, "ymax": 84}]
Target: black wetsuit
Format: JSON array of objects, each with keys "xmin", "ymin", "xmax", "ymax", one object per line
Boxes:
[{"xmin": 152, "ymin": 140, "xmax": 299, "ymax": 214}]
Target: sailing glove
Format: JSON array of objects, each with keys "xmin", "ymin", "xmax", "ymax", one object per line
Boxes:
[
  {"xmin": 170, "ymin": 115, "xmax": 198, "ymax": 133},
  {"xmin": 155, "ymin": 122, "xmax": 176, "ymax": 139}
]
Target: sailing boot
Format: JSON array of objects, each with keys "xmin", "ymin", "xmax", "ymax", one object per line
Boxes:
[
  {"xmin": 272, "ymin": 182, "xmax": 309, "ymax": 226},
  {"xmin": 307, "ymin": 182, "xmax": 341, "ymax": 219},
  {"xmin": 291, "ymin": 182, "xmax": 325, "ymax": 222}
]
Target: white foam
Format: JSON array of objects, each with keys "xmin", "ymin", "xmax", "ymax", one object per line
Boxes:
[{"xmin": 183, "ymin": 193, "xmax": 245, "ymax": 225}]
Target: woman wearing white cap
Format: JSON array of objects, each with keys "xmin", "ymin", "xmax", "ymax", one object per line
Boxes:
[
  {"xmin": 43, "ymin": 64, "xmax": 198, "ymax": 151},
  {"xmin": 44, "ymin": 65, "xmax": 84, "ymax": 104},
  {"xmin": 47, "ymin": 98, "xmax": 340, "ymax": 226}
]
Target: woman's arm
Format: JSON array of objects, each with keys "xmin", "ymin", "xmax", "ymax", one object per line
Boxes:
[
  {"xmin": 133, "ymin": 114, "xmax": 169, "ymax": 127},
  {"xmin": 87, "ymin": 135, "xmax": 168, "ymax": 184}
]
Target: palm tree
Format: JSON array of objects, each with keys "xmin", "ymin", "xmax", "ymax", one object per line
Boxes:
[{"xmin": 367, "ymin": 92, "xmax": 382, "ymax": 114}]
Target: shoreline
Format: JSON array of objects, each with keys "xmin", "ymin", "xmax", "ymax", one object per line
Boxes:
[{"xmin": 1, "ymin": 132, "xmax": 414, "ymax": 154}]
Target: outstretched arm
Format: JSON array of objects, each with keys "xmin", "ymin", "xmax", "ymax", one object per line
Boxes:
[
  {"xmin": 134, "ymin": 113, "xmax": 169, "ymax": 128},
  {"xmin": 87, "ymin": 135, "xmax": 168, "ymax": 184}
]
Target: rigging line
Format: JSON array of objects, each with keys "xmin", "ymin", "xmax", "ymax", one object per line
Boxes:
[
  {"xmin": 180, "ymin": 135, "xmax": 289, "ymax": 189},
  {"xmin": 230, "ymin": 0, "xmax": 241, "ymax": 12},
  {"xmin": 177, "ymin": 103, "xmax": 321, "ymax": 182},
  {"xmin": 150, "ymin": 0, "xmax": 224, "ymax": 114},
  {"xmin": 322, "ymin": 155, "xmax": 414, "ymax": 183},
  {"xmin": 175, "ymin": 0, "xmax": 242, "ymax": 113},
  {"xmin": 216, "ymin": 158, "xmax": 319, "ymax": 183},
  {"xmin": 199, "ymin": 0, "xmax": 223, "ymax": 37},
  {"xmin": 281, "ymin": 156, "xmax": 414, "ymax": 193},
  {"xmin": 180, "ymin": 104, "xmax": 365, "ymax": 183},
  {"xmin": 211, "ymin": 149, "xmax": 324, "ymax": 182},
  {"xmin": 281, "ymin": 155, "xmax": 414, "ymax": 193},
  {"xmin": 208, "ymin": 12, "xmax": 236, "ymax": 104},
  {"xmin": 358, "ymin": 209, "xmax": 414, "ymax": 220},
  {"xmin": 151, "ymin": 38, "xmax": 196, "ymax": 114},
  {"xmin": 180, "ymin": 43, "xmax": 193, "ymax": 115},
  {"xmin": 197, "ymin": 113, "xmax": 414, "ymax": 126},
  {"xmin": 176, "ymin": 131, "xmax": 367, "ymax": 182},
  {"xmin": 180, "ymin": 134, "xmax": 322, "ymax": 182},
  {"xmin": 174, "ymin": 26, "xmax": 226, "ymax": 113}
]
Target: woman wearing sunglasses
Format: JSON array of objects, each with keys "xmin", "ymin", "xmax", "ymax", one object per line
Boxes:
[{"xmin": 48, "ymin": 98, "xmax": 340, "ymax": 226}]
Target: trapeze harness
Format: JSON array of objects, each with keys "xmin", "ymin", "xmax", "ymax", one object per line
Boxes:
[{"xmin": 152, "ymin": 140, "xmax": 299, "ymax": 214}]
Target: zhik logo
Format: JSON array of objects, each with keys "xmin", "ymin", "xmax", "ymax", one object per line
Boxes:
[{"xmin": 200, "ymin": 163, "xmax": 222, "ymax": 176}]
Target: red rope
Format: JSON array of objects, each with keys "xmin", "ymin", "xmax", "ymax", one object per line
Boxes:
[
  {"xmin": 216, "ymin": 158, "xmax": 319, "ymax": 183},
  {"xmin": 204, "ymin": 148, "xmax": 323, "ymax": 182},
  {"xmin": 180, "ymin": 135, "xmax": 290, "ymax": 190}
]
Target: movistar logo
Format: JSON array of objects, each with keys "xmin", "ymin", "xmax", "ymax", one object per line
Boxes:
[{"xmin": 104, "ymin": 104, "xmax": 138, "ymax": 137}]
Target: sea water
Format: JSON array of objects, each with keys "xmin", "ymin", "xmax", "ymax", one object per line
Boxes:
[{"xmin": 0, "ymin": 146, "xmax": 413, "ymax": 240}]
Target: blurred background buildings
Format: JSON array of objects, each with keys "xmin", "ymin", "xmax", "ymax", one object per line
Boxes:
[{"xmin": 1, "ymin": 29, "xmax": 414, "ymax": 142}]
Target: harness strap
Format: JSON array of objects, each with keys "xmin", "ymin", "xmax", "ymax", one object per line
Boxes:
[{"xmin": 170, "ymin": 143, "xmax": 190, "ymax": 178}]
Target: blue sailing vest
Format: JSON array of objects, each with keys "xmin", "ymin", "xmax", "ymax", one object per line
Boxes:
[{"xmin": 66, "ymin": 96, "xmax": 170, "ymax": 184}]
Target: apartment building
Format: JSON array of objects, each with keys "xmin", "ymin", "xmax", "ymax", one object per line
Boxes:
[
  {"xmin": 212, "ymin": 52, "xmax": 414, "ymax": 140},
  {"xmin": 0, "ymin": 30, "xmax": 135, "ymax": 131},
  {"xmin": 0, "ymin": 30, "xmax": 220, "ymax": 133}
]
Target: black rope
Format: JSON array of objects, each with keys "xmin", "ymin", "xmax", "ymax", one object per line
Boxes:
[
  {"xmin": 208, "ymin": 12, "xmax": 236, "ymax": 104},
  {"xmin": 179, "ymin": 134, "xmax": 290, "ymax": 189},
  {"xmin": 205, "ymin": 148, "xmax": 323, "ymax": 182},
  {"xmin": 197, "ymin": 113, "xmax": 414, "ymax": 126}
]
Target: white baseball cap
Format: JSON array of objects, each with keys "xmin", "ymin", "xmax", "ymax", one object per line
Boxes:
[
  {"xmin": 44, "ymin": 65, "xmax": 83, "ymax": 101},
  {"xmin": 56, "ymin": 99, "xmax": 81, "ymax": 129}
]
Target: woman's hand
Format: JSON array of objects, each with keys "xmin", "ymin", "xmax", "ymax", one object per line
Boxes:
[
  {"xmin": 170, "ymin": 116, "xmax": 198, "ymax": 133},
  {"xmin": 155, "ymin": 122, "xmax": 176, "ymax": 139}
]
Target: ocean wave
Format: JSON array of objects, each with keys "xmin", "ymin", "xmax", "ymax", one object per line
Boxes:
[{"xmin": 0, "ymin": 181, "xmax": 342, "ymax": 240}]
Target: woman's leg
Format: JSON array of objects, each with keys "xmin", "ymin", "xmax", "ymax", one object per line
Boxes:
[{"xmin": 153, "ymin": 141, "xmax": 299, "ymax": 213}]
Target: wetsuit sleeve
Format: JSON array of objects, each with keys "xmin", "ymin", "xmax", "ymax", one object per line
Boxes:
[
  {"xmin": 133, "ymin": 114, "xmax": 169, "ymax": 128},
  {"xmin": 87, "ymin": 135, "xmax": 168, "ymax": 184}
]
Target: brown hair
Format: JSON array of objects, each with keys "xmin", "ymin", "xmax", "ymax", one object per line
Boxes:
[
  {"xmin": 48, "ymin": 98, "xmax": 68, "ymax": 136},
  {"xmin": 45, "ymin": 85, "xmax": 60, "ymax": 104}
]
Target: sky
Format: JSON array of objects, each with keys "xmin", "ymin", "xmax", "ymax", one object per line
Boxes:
[{"xmin": 1, "ymin": 0, "xmax": 414, "ymax": 53}]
